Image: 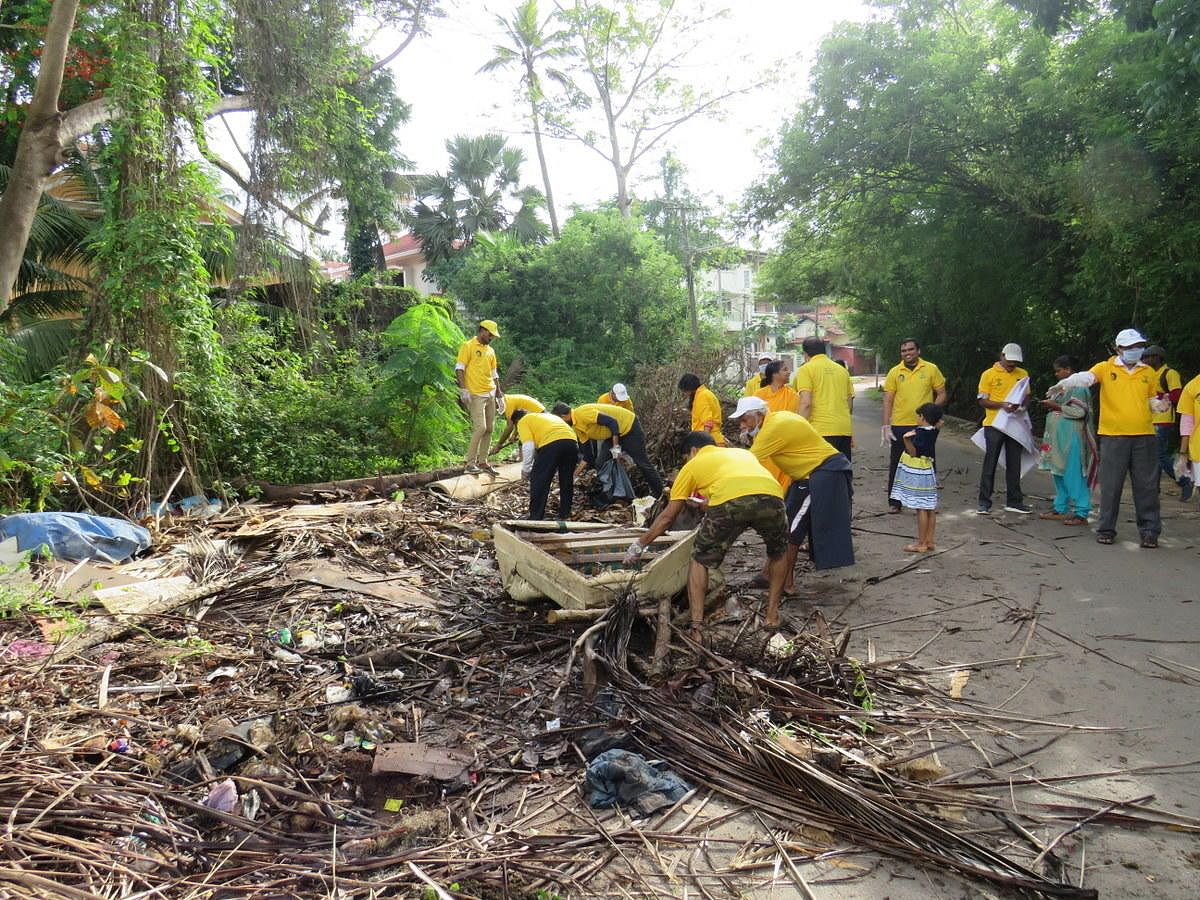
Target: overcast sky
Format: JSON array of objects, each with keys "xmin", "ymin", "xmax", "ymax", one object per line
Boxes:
[{"xmin": 210, "ymin": 1, "xmax": 869, "ymax": 256}]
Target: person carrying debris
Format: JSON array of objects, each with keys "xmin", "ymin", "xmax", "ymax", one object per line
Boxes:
[
  {"xmin": 975, "ymin": 343, "xmax": 1032, "ymax": 515},
  {"xmin": 1048, "ymin": 328, "xmax": 1172, "ymax": 547},
  {"xmin": 491, "ymin": 394, "xmax": 545, "ymax": 460},
  {"xmin": 597, "ymin": 383, "xmax": 634, "ymax": 411},
  {"xmin": 455, "ymin": 319, "xmax": 504, "ymax": 475},
  {"xmin": 624, "ymin": 431, "xmax": 788, "ymax": 638},
  {"xmin": 678, "ymin": 373, "xmax": 726, "ymax": 445},
  {"xmin": 728, "ymin": 397, "xmax": 854, "ymax": 594},
  {"xmin": 511, "ymin": 410, "xmax": 579, "ymax": 520},
  {"xmin": 554, "ymin": 402, "xmax": 664, "ymax": 499}
]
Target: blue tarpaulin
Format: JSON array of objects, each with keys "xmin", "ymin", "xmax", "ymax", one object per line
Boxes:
[{"xmin": 0, "ymin": 513, "xmax": 151, "ymax": 563}]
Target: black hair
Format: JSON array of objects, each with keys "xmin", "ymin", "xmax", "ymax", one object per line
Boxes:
[
  {"xmin": 899, "ymin": 337, "xmax": 920, "ymax": 350},
  {"xmin": 801, "ymin": 336, "xmax": 826, "ymax": 357},
  {"xmin": 551, "ymin": 402, "xmax": 571, "ymax": 417},
  {"xmin": 678, "ymin": 373, "xmax": 701, "ymax": 392},
  {"xmin": 760, "ymin": 359, "xmax": 784, "ymax": 388},
  {"xmin": 682, "ymin": 430, "xmax": 717, "ymax": 453},
  {"xmin": 835, "ymin": 359, "xmax": 848, "ymax": 369},
  {"xmin": 1052, "ymin": 354, "xmax": 1077, "ymax": 372},
  {"xmin": 511, "ymin": 409, "xmax": 528, "ymax": 425},
  {"xmin": 915, "ymin": 402, "xmax": 943, "ymax": 425}
]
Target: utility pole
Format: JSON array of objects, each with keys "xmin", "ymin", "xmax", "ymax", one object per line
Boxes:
[{"xmin": 680, "ymin": 205, "xmax": 699, "ymax": 342}]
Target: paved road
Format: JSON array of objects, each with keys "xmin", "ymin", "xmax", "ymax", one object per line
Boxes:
[{"xmin": 761, "ymin": 391, "xmax": 1200, "ymax": 897}]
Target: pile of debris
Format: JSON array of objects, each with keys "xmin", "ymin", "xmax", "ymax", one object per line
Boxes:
[{"xmin": 0, "ymin": 485, "xmax": 1193, "ymax": 897}]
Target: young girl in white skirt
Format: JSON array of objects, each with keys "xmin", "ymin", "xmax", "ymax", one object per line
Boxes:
[{"xmin": 890, "ymin": 402, "xmax": 943, "ymax": 552}]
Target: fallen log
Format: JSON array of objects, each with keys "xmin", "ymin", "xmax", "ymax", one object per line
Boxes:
[
  {"xmin": 427, "ymin": 463, "xmax": 524, "ymax": 500},
  {"xmin": 252, "ymin": 466, "xmax": 468, "ymax": 503}
]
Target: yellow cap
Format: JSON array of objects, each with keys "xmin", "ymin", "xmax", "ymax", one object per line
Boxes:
[{"xmin": 479, "ymin": 319, "xmax": 500, "ymax": 337}]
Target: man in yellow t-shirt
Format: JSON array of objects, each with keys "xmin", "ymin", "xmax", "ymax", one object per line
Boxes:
[
  {"xmin": 597, "ymin": 382, "xmax": 634, "ymax": 411},
  {"xmin": 455, "ymin": 320, "xmax": 504, "ymax": 475},
  {"xmin": 794, "ymin": 337, "xmax": 855, "ymax": 460},
  {"xmin": 730, "ymin": 398, "xmax": 854, "ymax": 593},
  {"xmin": 1176, "ymin": 372, "xmax": 1200, "ymax": 502},
  {"xmin": 678, "ymin": 373, "xmax": 726, "ymax": 444},
  {"xmin": 553, "ymin": 402, "xmax": 663, "ymax": 498},
  {"xmin": 512, "ymin": 410, "xmax": 579, "ymax": 520},
  {"xmin": 744, "ymin": 354, "xmax": 773, "ymax": 397},
  {"xmin": 1141, "ymin": 345, "xmax": 1186, "ymax": 492},
  {"xmin": 976, "ymin": 343, "xmax": 1031, "ymax": 514},
  {"xmin": 624, "ymin": 432, "xmax": 787, "ymax": 638},
  {"xmin": 882, "ymin": 338, "xmax": 947, "ymax": 512},
  {"xmin": 491, "ymin": 394, "xmax": 545, "ymax": 460},
  {"xmin": 1049, "ymin": 328, "xmax": 1171, "ymax": 547}
]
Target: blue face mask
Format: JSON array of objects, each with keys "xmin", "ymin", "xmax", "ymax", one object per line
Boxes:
[{"xmin": 1120, "ymin": 347, "xmax": 1144, "ymax": 365}]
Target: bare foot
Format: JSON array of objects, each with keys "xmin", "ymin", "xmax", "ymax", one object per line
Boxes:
[
  {"xmin": 904, "ymin": 543, "xmax": 932, "ymax": 553},
  {"xmin": 687, "ymin": 625, "xmax": 704, "ymax": 644}
]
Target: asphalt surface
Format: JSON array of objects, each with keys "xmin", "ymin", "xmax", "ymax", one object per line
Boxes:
[{"xmin": 741, "ymin": 389, "xmax": 1200, "ymax": 897}]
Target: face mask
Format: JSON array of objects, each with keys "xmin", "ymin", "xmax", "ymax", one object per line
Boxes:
[
  {"xmin": 757, "ymin": 364, "xmax": 767, "ymax": 375},
  {"xmin": 1120, "ymin": 348, "xmax": 1144, "ymax": 365}
]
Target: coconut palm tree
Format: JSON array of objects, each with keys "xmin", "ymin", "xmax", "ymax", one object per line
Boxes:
[
  {"xmin": 407, "ymin": 134, "xmax": 547, "ymax": 264},
  {"xmin": 479, "ymin": 0, "xmax": 572, "ymax": 238}
]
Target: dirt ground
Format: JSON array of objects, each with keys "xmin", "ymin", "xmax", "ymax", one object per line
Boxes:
[{"xmin": 710, "ymin": 389, "xmax": 1200, "ymax": 897}]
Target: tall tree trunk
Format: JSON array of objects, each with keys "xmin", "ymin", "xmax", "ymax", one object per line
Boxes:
[
  {"xmin": 0, "ymin": 0, "xmax": 81, "ymax": 311},
  {"xmin": 530, "ymin": 104, "xmax": 560, "ymax": 238}
]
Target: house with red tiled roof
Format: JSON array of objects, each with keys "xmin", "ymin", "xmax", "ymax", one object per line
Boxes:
[{"xmin": 319, "ymin": 233, "xmax": 439, "ymax": 295}]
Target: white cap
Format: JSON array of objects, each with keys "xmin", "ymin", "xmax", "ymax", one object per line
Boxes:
[
  {"xmin": 1001, "ymin": 342, "xmax": 1024, "ymax": 363},
  {"xmin": 611, "ymin": 383, "xmax": 629, "ymax": 402},
  {"xmin": 1115, "ymin": 328, "xmax": 1147, "ymax": 348},
  {"xmin": 729, "ymin": 396, "xmax": 769, "ymax": 419},
  {"xmin": 757, "ymin": 353, "xmax": 773, "ymax": 362}
]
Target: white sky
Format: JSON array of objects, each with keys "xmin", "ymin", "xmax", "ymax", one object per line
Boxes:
[{"xmin": 209, "ymin": 1, "xmax": 869, "ymax": 256}]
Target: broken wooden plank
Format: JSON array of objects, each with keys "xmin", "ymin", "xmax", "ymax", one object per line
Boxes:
[
  {"xmin": 294, "ymin": 565, "xmax": 438, "ymax": 608},
  {"xmin": 371, "ymin": 742, "xmax": 474, "ymax": 780}
]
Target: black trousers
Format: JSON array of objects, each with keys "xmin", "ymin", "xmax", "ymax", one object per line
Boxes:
[
  {"xmin": 609, "ymin": 420, "xmax": 664, "ymax": 498},
  {"xmin": 978, "ymin": 425, "xmax": 1023, "ymax": 508},
  {"xmin": 827, "ymin": 434, "xmax": 852, "ymax": 462},
  {"xmin": 529, "ymin": 439, "xmax": 577, "ymax": 520}
]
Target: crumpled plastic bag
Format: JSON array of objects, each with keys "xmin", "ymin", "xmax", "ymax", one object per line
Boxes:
[{"xmin": 585, "ymin": 749, "xmax": 690, "ymax": 814}]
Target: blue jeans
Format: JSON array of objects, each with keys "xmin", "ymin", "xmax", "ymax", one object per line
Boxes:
[{"xmin": 1051, "ymin": 435, "xmax": 1090, "ymax": 517}]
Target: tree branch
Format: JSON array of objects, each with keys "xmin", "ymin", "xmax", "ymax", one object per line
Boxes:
[{"xmin": 206, "ymin": 154, "xmax": 330, "ymax": 235}]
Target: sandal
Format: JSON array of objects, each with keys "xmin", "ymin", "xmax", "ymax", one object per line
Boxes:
[
  {"xmin": 1063, "ymin": 515, "xmax": 1088, "ymax": 526},
  {"xmin": 1039, "ymin": 511, "xmax": 1066, "ymax": 520},
  {"xmin": 1140, "ymin": 535, "xmax": 1159, "ymax": 549},
  {"xmin": 1096, "ymin": 534, "xmax": 1114, "ymax": 545}
]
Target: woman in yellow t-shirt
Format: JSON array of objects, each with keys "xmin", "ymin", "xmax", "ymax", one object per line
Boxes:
[{"xmin": 754, "ymin": 361, "xmax": 799, "ymax": 414}]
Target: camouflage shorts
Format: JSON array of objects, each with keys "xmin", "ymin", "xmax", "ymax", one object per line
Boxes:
[{"xmin": 693, "ymin": 494, "xmax": 788, "ymax": 567}]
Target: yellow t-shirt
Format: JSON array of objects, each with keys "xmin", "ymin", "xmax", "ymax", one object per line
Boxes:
[
  {"xmin": 743, "ymin": 374, "xmax": 764, "ymax": 397},
  {"xmin": 792, "ymin": 354, "xmax": 854, "ymax": 436},
  {"xmin": 1179, "ymin": 374, "xmax": 1200, "ymax": 462},
  {"xmin": 597, "ymin": 392, "xmax": 634, "ymax": 412},
  {"xmin": 755, "ymin": 383, "xmax": 800, "ymax": 414},
  {"xmin": 455, "ymin": 337, "xmax": 497, "ymax": 396},
  {"xmin": 669, "ymin": 445, "xmax": 783, "ymax": 507},
  {"xmin": 749, "ymin": 411, "xmax": 840, "ymax": 482},
  {"xmin": 570, "ymin": 403, "xmax": 636, "ymax": 441},
  {"xmin": 976, "ymin": 363, "xmax": 1029, "ymax": 427},
  {"xmin": 517, "ymin": 412, "xmax": 578, "ymax": 449},
  {"xmin": 691, "ymin": 385, "xmax": 726, "ymax": 445},
  {"xmin": 1152, "ymin": 365, "xmax": 1183, "ymax": 426},
  {"xmin": 883, "ymin": 359, "xmax": 946, "ymax": 427},
  {"xmin": 503, "ymin": 394, "xmax": 544, "ymax": 420},
  {"xmin": 1089, "ymin": 358, "xmax": 1157, "ymax": 436}
]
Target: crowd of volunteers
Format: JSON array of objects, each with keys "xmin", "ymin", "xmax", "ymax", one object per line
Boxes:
[{"xmin": 456, "ymin": 319, "xmax": 1197, "ymax": 633}]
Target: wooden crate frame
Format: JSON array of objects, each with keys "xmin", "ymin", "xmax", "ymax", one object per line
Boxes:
[{"xmin": 493, "ymin": 520, "xmax": 696, "ymax": 610}]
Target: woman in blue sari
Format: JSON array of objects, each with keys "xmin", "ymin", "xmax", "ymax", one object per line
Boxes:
[{"xmin": 1038, "ymin": 355, "xmax": 1097, "ymax": 525}]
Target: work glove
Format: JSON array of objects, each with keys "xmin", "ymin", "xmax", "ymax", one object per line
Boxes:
[
  {"xmin": 610, "ymin": 446, "xmax": 625, "ymax": 461},
  {"xmin": 622, "ymin": 541, "xmax": 645, "ymax": 566},
  {"xmin": 882, "ymin": 425, "xmax": 895, "ymax": 445}
]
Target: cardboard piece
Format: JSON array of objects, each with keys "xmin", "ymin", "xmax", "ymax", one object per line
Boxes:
[
  {"xmin": 294, "ymin": 565, "xmax": 437, "ymax": 608},
  {"xmin": 371, "ymin": 742, "xmax": 474, "ymax": 780}
]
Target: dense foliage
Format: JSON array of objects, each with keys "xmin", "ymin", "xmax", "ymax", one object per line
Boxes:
[
  {"xmin": 751, "ymin": 0, "xmax": 1200, "ymax": 407},
  {"xmin": 445, "ymin": 210, "xmax": 689, "ymax": 404}
]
